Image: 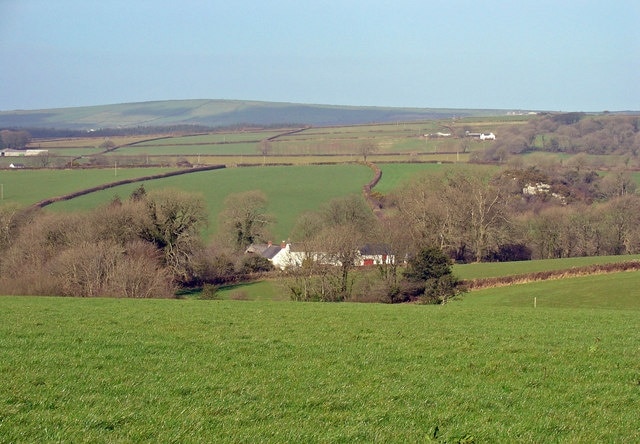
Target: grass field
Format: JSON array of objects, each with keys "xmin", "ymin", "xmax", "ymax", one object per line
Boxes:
[
  {"xmin": 0, "ymin": 162, "xmax": 476, "ymax": 242},
  {"xmin": 48, "ymin": 164, "xmax": 373, "ymax": 241},
  {"xmin": 1, "ymin": 273, "xmax": 639, "ymax": 442},
  {"xmin": 0, "ymin": 167, "xmax": 179, "ymax": 207},
  {"xmin": 454, "ymin": 254, "xmax": 640, "ymax": 280},
  {"xmin": 112, "ymin": 142, "xmax": 262, "ymax": 156}
]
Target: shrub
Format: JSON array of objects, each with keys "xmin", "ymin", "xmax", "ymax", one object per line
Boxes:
[
  {"xmin": 238, "ymin": 255, "xmax": 274, "ymax": 274},
  {"xmin": 199, "ymin": 284, "xmax": 221, "ymax": 300},
  {"xmin": 404, "ymin": 246, "xmax": 465, "ymax": 304},
  {"xmin": 404, "ymin": 246, "xmax": 453, "ymax": 282}
]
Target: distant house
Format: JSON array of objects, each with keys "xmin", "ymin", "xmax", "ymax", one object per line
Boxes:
[
  {"xmin": 245, "ymin": 242, "xmax": 284, "ymax": 261},
  {"xmin": 357, "ymin": 244, "xmax": 394, "ymax": 266},
  {"xmin": 246, "ymin": 242, "xmax": 395, "ymax": 270},
  {"xmin": 9, "ymin": 163, "xmax": 25, "ymax": 169},
  {"xmin": 466, "ymin": 131, "xmax": 496, "ymax": 140}
]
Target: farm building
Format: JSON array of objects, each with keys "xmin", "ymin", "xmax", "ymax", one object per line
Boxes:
[
  {"xmin": 358, "ymin": 244, "xmax": 394, "ymax": 266},
  {"xmin": 465, "ymin": 131, "xmax": 496, "ymax": 140},
  {"xmin": 245, "ymin": 242, "xmax": 308, "ymax": 270},
  {"xmin": 1, "ymin": 148, "xmax": 48, "ymax": 157},
  {"xmin": 246, "ymin": 242, "xmax": 395, "ymax": 270}
]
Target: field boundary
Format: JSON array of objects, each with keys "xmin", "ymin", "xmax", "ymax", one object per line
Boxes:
[
  {"xmin": 463, "ymin": 260, "xmax": 640, "ymax": 290},
  {"xmin": 31, "ymin": 165, "xmax": 226, "ymax": 208}
]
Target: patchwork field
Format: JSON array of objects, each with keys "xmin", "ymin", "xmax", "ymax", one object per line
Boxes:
[
  {"xmin": 2, "ymin": 109, "xmax": 640, "ymax": 441},
  {"xmin": 0, "ymin": 168, "xmax": 179, "ymax": 207},
  {"xmin": 1, "ymin": 162, "xmax": 488, "ymax": 242},
  {"xmin": 1, "ymin": 272, "xmax": 639, "ymax": 442},
  {"xmin": 47, "ymin": 164, "xmax": 374, "ymax": 241}
]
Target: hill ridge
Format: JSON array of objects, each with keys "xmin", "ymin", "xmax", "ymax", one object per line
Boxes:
[{"xmin": 0, "ymin": 99, "xmax": 515, "ymax": 130}]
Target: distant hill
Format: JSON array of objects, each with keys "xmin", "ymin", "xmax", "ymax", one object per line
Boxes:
[{"xmin": 0, "ymin": 99, "xmax": 515, "ymax": 130}]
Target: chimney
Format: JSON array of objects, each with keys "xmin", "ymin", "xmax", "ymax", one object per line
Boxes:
[
  {"xmin": 281, "ymin": 241, "xmax": 286, "ymax": 249},
  {"xmin": 268, "ymin": 241, "xmax": 272, "ymax": 247}
]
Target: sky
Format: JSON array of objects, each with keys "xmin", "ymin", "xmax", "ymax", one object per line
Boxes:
[{"xmin": 1, "ymin": 0, "xmax": 639, "ymax": 112}]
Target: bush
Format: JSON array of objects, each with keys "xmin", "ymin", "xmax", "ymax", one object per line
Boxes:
[
  {"xmin": 421, "ymin": 275, "xmax": 465, "ymax": 305},
  {"xmin": 199, "ymin": 284, "xmax": 221, "ymax": 300},
  {"xmin": 404, "ymin": 247, "xmax": 452, "ymax": 282},
  {"xmin": 404, "ymin": 246, "xmax": 465, "ymax": 304},
  {"xmin": 238, "ymin": 255, "xmax": 274, "ymax": 274}
]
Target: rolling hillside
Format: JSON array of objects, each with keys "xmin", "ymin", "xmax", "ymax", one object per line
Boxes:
[{"xmin": 0, "ymin": 99, "xmax": 514, "ymax": 130}]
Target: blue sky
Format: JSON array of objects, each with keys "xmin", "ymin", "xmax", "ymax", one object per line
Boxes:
[{"xmin": 1, "ymin": 0, "xmax": 638, "ymax": 111}]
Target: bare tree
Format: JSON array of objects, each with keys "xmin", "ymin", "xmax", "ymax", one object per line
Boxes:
[
  {"xmin": 139, "ymin": 189, "xmax": 207, "ymax": 282},
  {"xmin": 0, "ymin": 130, "xmax": 31, "ymax": 149},
  {"xmin": 219, "ymin": 190, "xmax": 273, "ymax": 251},
  {"xmin": 257, "ymin": 139, "xmax": 273, "ymax": 165},
  {"xmin": 358, "ymin": 140, "xmax": 378, "ymax": 162}
]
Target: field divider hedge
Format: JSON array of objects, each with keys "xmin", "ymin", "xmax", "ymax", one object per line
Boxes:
[
  {"xmin": 32, "ymin": 165, "xmax": 225, "ymax": 208},
  {"xmin": 463, "ymin": 260, "xmax": 640, "ymax": 291}
]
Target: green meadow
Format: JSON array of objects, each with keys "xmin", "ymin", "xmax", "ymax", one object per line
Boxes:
[
  {"xmin": 130, "ymin": 131, "xmax": 284, "ymax": 146},
  {"xmin": 112, "ymin": 142, "xmax": 262, "ymax": 156},
  {"xmin": 0, "ymin": 162, "xmax": 472, "ymax": 242},
  {"xmin": 454, "ymin": 254, "xmax": 640, "ymax": 280},
  {"xmin": 0, "ymin": 168, "xmax": 178, "ymax": 206},
  {"xmin": 48, "ymin": 164, "xmax": 373, "ymax": 241},
  {"xmin": 1, "ymin": 271, "xmax": 639, "ymax": 442}
]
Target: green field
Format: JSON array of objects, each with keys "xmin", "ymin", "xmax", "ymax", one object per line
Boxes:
[
  {"xmin": 374, "ymin": 163, "xmax": 447, "ymax": 193},
  {"xmin": 454, "ymin": 254, "xmax": 640, "ymax": 280},
  {"xmin": 129, "ymin": 131, "xmax": 284, "ymax": 146},
  {"xmin": 1, "ymin": 272, "xmax": 639, "ymax": 442},
  {"xmin": 0, "ymin": 163, "xmax": 475, "ymax": 242},
  {"xmin": 112, "ymin": 142, "xmax": 262, "ymax": 156},
  {"xmin": 48, "ymin": 164, "xmax": 373, "ymax": 241},
  {"xmin": 0, "ymin": 168, "xmax": 179, "ymax": 206}
]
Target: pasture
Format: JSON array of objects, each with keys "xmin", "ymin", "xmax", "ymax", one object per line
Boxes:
[
  {"xmin": 30, "ymin": 119, "xmax": 511, "ymax": 164},
  {"xmin": 0, "ymin": 167, "xmax": 178, "ymax": 207},
  {"xmin": 1, "ymin": 272, "xmax": 639, "ymax": 442},
  {"xmin": 454, "ymin": 254, "xmax": 640, "ymax": 280},
  {"xmin": 47, "ymin": 164, "xmax": 374, "ymax": 241},
  {"xmin": 1, "ymin": 162, "xmax": 486, "ymax": 242}
]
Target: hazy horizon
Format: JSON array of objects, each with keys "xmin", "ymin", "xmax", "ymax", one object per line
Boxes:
[{"xmin": 2, "ymin": 1, "xmax": 639, "ymax": 112}]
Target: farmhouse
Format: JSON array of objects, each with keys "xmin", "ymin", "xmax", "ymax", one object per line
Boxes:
[
  {"xmin": 465, "ymin": 131, "xmax": 496, "ymax": 140},
  {"xmin": 358, "ymin": 244, "xmax": 394, "ymax": 266},
  {"xmin": 246, "ymin": 242, "xmax": 395, "ymax": 270}
]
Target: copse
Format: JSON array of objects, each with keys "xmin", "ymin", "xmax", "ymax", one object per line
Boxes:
[
  {"xmin": 0, "ymin": 188, "xmax": 210, "ymax": 298},
  {"xmin": 0, "ymin": 129, "xmax": 31, "ymax": 150}
]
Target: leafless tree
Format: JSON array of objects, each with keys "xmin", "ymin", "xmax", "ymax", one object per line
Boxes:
[{"xmin": 219, "ymin": 190, "xmax": 273, "ymax": 251}]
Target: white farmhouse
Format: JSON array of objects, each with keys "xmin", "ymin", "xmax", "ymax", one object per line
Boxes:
[{"xmin": 247, "ymin": 242, "xmax": 395, "ymax": 270}]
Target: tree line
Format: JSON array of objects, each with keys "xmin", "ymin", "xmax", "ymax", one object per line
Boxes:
[
  {"xmin": 0, "ymin": 130, "xmax": 32, "ymax": 150},
  {"xmin": 474, "ymin": 113, "xmax": 640, "ymax": 163},
  {"xmin": 0, "ymin": 186, "xmax": 272, "ymax": 298}
]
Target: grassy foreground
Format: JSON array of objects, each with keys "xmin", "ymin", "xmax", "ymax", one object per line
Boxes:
[{"xmin": 1, "ymin": 278, "xmax": 639, "ymax": 442}]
